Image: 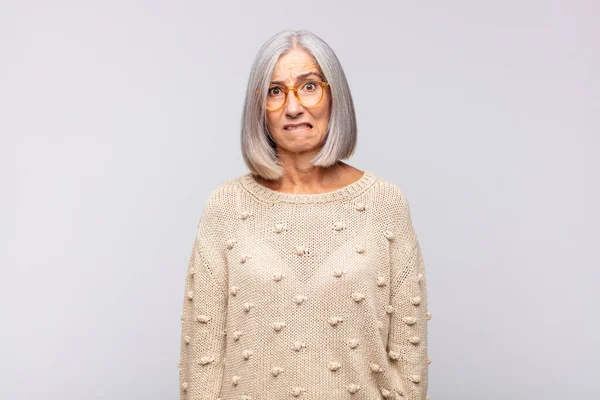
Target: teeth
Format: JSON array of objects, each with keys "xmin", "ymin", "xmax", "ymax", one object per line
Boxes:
[{"xmin": 285, "ymin": 124, "xmax": 311, "ymax": 130}]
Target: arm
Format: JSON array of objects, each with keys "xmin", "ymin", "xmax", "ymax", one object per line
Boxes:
[
  {"xmin": 386, "ymin": 192, "xmax": 431, "ymax": 400},
  {"xmin": 179, "ymin": 200, "xmax": 228, "ymax": 399}
]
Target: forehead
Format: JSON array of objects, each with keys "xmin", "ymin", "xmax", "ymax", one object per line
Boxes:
[{"xmin": 271, "ymin": 48, "xmax": 320, "ymax": 82}]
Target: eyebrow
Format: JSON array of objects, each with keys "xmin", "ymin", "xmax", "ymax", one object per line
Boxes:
[{"xmin": 270, "ymin": 72, "xmax": 324, "ymax": 86}]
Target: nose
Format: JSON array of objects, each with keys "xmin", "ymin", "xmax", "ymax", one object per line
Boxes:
[{"xmin": 284, "ymin": 90, "xmax": 303, "ymax": 116}]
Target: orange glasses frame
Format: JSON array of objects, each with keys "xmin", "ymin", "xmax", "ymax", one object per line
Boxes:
[{"xmin": 257, "ymin": 81, "xmax": 329, "ymax": 112}]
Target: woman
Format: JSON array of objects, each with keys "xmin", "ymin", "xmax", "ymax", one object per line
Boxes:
[{"xmin": 179, "ymin": 29, "xmax": 432, "ymax": 400}]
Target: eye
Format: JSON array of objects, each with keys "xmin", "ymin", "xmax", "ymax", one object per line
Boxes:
[
  {"xmin": 300, "ymin": 81, "xmax": 318, "ymax": 92},
  {"xmin": 268, "ymin": 86, "xmax": 283, "ymax": 96}
]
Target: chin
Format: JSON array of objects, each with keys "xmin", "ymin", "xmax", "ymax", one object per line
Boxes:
[
  {"xmin": 281, "ymin": 131, "xmax": 314, "ymax": 142},
  {"xmin": 294, "ymin": 139, "xmax": 325, "ymax": 153}
]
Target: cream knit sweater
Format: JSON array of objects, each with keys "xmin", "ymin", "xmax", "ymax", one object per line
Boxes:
[{"xmin": 178, "ymin": 170, "xmax": 431, "ymax": 400}]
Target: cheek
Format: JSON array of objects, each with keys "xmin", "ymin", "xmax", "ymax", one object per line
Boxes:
[
  {"xmin": 317, "ymin": 96, "xmax": 332, "ymax": 124},
  {"xmin": 316, "ymin": 106, "xmax": 331, "ymax": 127},
  {"xmin": 265, "ymin": 113, "xmax": 279, "ymax": 130}
]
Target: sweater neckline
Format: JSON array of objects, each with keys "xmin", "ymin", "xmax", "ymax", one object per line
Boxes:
[{"xmin": 239, "ymin": 169, "xmax": 377, "ymax": 204}]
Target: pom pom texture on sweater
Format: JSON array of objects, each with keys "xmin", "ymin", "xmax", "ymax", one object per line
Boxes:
[{"xmin": 179, "ymin": 170, "xmax": 431, "ymax": 399}]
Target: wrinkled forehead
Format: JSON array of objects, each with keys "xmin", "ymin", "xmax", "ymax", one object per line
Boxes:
[{"xmin": 270, "ymin": 59, "xmax": 322, "ymax": 84}]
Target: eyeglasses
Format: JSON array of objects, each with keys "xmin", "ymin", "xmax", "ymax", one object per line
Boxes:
[{"xmin": 262, "ymin": 80, "xmax": 329, "ymax": 112}]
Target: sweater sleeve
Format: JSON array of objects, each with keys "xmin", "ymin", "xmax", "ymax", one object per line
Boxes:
[
  {"xmin": 386, "ymin": 192, "xmax": 431, "ymax": 400},
  {"xmin": 179, "ymin": 199, "xmax": 228, "ymax": 400}
]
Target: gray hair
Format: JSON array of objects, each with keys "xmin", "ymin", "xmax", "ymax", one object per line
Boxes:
[{"xmin": 240, "ymin": 29, "xmax": 357, "ymax": 180}]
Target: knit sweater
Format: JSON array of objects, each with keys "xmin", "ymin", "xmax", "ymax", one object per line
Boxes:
[{"xmin": 178, "ymin": 170, "xmax": 431, "ymax": 400}]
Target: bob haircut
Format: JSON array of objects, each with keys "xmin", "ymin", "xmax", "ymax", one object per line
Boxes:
[{"xmin": 241, "ymin": 29, "xmax": 357, "ymax": 180}]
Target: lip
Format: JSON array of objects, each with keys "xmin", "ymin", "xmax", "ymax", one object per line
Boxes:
[{"xmin": 283, "ymin": 122, "xmax": 313, "ymax": 130}]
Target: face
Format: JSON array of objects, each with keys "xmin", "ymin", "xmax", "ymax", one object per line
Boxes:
[{"xmin": 265, "ymin": 48, "xmax": 331, "ymax": 155}]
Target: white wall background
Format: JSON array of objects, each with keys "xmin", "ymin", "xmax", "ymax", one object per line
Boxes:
[{"xmin": 1, "ymin": 1, "xmax": 598, "ymax": 399}]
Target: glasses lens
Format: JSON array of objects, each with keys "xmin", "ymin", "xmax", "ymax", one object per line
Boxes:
[
  {"xmin": 266, "ymin": 86, "xmax": 285, "ymax": 110},
  {"xmin": 266, "ymin": 81, "xmax": 324, "ymax": 110},
  {"xmin": 298, "ymin": 81, "xmax": 323, "ymax": 107}
]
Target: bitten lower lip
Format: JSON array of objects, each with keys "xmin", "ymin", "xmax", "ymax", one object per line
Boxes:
[{"xmin": 284, "ymin": 124, "xmax": 312, "ymax": 130}]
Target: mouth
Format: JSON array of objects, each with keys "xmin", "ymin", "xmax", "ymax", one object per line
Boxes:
[{"xmin": 284, "ymin": 123, "xmax": 312, "ymax": 131}]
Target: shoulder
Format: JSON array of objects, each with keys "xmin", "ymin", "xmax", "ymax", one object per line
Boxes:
[
  {"xmin": 366, "ymin": 172, "xmax": 421, "ymax": 238},
  {"xmin": 369, "ymin": 174, "xmax": 422, "ymax": 251},
  {"xmin": 194, "ymin": 174, "xmax": 246, "ymax": 237},
  {"xmin": 199, "ymin": 172, "xmax": 261, "ymax": 220},
  {"xmin": 203, "ymin": 175, "xmax": 243, "ymax": 208},
  {"xmin": 369, "ymin": 172, "xmax": 412, "ymax": 214}
]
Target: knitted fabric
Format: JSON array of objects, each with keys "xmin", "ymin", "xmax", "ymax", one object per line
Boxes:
[{"xmin": 178, "ymin": 170, "xmax": 431, "ymax": 400}]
